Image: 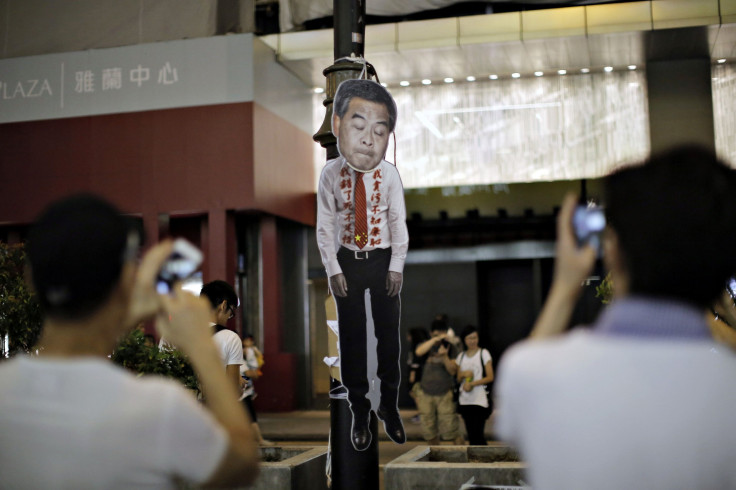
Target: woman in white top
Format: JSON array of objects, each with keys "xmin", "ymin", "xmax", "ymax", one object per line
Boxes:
[{"xmin": 455, "ymin": 325, "xmax": 494, "ymax": 445}]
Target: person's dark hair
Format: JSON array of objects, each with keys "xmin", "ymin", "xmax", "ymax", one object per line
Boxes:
[
  {"xmin": 604, "ymin": 145, "xmax": 736, "ymax": 307},
  {"xmin": 408, "ymin": 327, "xmax": 430, "ymax": 348},
  {"xmin": 459, "ymin": 325, "xmax": 479, "ymax": 350},
  {"xmin": 200, "ymin": 280, "xmax": 238, "ymax": 310},
  {"xmin": 27, "ymin": 194, "xmax": 138, "ymax": 321},
  {"xmin": 430, "ymin": 318, "xmax": 448, "ymax": 333},
  {"xmin": 333, "ymin": 79, "xmax": 398, "ymax": 133}
]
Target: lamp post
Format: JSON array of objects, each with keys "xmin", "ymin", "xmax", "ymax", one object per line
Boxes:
[{"xmin": 313, "ymin": 1, "xmax": 380, "ymax": 489}]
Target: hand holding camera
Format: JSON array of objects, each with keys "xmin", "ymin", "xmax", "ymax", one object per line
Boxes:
[
  {"xmin": 430, "ymin": 334, "xmax": 451, "ymax": 356},
  {"xmin": 156, "ymin": 287, "xmax": 212, "ymax": 356},
  {"xmin": 156, "ymin": 239, "xmax": 203, "ymax": 295},
  {"xmin": 125, "ymin": 238, "xmax": 205, "ymax": 337},
  {"xmin": 529, "ymin": 194, "xmax": 601, "ymax": 339},
  {"xmin": 572, "ymin": 203, "xmax": 606, "ymax": 252},
  {"xmin": 553, "ymin": 194, "xmax": 600, "ymax": 291}
]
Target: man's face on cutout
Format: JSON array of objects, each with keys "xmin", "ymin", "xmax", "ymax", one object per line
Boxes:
[{"xmin": 333, "ymin": 97, "xmax": 391, "ymax": 171}]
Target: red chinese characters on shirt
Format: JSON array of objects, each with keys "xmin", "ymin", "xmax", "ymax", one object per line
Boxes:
[
  {"xmin": 367, "ymin": 169, "xmax": 383, "ymax": 247},
  {"xmin": 339, "ymin": 165, "xmax": 385, "ymax": 248},
  {"xmin": 339, "ymin": 167, "xmax": 354, "ymax": 245}
]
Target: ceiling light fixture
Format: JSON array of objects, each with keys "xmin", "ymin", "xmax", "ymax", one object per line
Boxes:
[
  {"xmin": 604, "ymin": 66, "xmax": 614, "ymax": 72},
  {"xmin": 380, "ymin": 82, "xmax": 388, "ymax": 88},
  {"xmin": 444, "ymin": 77, "xmax": 454, "ymax": 83},
  {"xmin": 466, "ymin": 76, "xmax": 476, "ymax": 82},
  {"xmin": 581, "ymin": 68, "xmax": 590, "ymax": 73},
  {"xmin": 422, "ymin": 79, "xmax": 432, "ymax": 85},
  {"xmin": 313, "ymin": 87, "xmax": 324, "ymax": 94},
  {"xmin": 718, "ymin": 58, "xmax": 727, "ymax": 64},
  {"xmin": 628, "ymin": 65, "xmax": 637, "ymax": 70},
  {"xmin": 400, "ymin": 80, "xmax": 410, "ymax": 87},
  {"xmin": 511, "ymin": 73, "xmax": 521, "ymax": 78},
  {"xmin": 534, "ymin": 71, "xmax": 543, "ymax": 77},
  {"xmin": 558, "ymin": 69, "xmax": 567, "ymax": 75},
  {"xmin": 489, "ymin": 74, "xmax": 498, "ymax": 80}
]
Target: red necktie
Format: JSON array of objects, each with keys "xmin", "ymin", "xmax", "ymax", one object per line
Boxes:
[{"xmin": 354, "ymin": 172, "xmax": 368, "ymax": 249}]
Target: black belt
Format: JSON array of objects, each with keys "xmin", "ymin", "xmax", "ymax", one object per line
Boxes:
[{"xmin": 339, "ymin": 246, "xmax": 389, "ymax": 260}]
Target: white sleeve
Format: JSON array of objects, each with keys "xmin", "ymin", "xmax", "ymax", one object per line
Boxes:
[
  {"xmin": 483, "ymin": 348, "xmax": 493, "ymax": 365},
  {"xmin": 224, "ymin": 332, "xmax": 244, "ymax": 366},
  {"xmin": 245, "ymin": 348, "xmax": 259, "ymax": 370},
  {"xmin": 158, "ymin": 382, "xmax": 229, "ymax": 484},
  {"xmin": 386, "ymin": 165, "xmax": 408, "ymax": 273},
  {"xmin": 316, "ymin": 163, "xmax": 342, "ymax": 277}
]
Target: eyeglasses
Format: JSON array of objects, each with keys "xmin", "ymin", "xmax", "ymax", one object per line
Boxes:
[{"xmin": 227, "ymin": 304, "xmax": 237, "ymax": 320}]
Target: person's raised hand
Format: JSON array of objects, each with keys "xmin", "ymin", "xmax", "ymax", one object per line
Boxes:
[
  {"xmin": 125, "ymin": 240, "xmax": 173, "ymax": 327},
  {"xmin": 529, "ymin": 194, "xmax": 598, "ymax": 339},
  {"xmin": 156, "ymin": 285, "xmax": 212, "ymax": 356},
  {"xmin": 553, "ymin": 193, "xmax": 597, "ymax": 296}
]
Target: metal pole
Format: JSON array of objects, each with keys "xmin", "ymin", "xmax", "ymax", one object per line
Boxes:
[
  {"xmin": 329, "ymin": 380, "xmax": 379, "ymax": 489},
  {"xmin": 313, "ymin": 0, "xmax": 370, "ymax": 159},
  {"xmin": 314, "ymin": 1, "xmax": 380, "ymax": 489}
]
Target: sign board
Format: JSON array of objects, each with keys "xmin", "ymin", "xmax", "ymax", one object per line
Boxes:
[{"xmin": 0, "ymin": 34, "xmax": 255, "ymax": 123}]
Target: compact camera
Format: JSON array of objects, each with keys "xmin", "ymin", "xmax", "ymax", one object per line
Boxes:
[
  {"xmin": 572, "ymin": 204, "xmax": 606, "ymax": 251},
  {"xmin": 155, "ymin": 239, "xmax": 203, "ymax": 295},
  {"xmin": 430, "ymin": 338, "xmax": 451, "ymax": 354}
]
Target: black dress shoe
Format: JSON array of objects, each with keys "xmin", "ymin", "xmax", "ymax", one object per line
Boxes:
[
  {"xmin": 376, "ymin": 406, "xmax": 406, "ymax": 444},
  {"xmin": 351, "ymin": 413, "xmax": 372, "ymax": 451}
]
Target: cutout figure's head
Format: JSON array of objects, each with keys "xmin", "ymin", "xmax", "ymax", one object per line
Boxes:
[{"xmin": 332, "ymin": 79, "xmax": 397, "ymax": 171}]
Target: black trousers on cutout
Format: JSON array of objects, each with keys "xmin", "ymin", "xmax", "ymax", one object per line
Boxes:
[{"xmin": 335, "ymin": 246, "xmax": 401, "ymax": 418}]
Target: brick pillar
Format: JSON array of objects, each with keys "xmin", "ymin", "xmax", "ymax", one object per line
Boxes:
[{"xmin": 254, "ymin": 216, "xmax": 297, "ymax": 411}]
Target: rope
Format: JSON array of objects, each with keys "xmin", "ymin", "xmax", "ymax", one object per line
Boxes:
[{"xmin": 326, "ymin": 430, "xmax": 332, "ymax": 488}]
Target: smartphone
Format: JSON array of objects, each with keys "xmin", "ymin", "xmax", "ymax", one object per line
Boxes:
[
  {"xmin": 155, "ymin": 239, "xmax": 203, "ymax": 295},
  {"xmin": 572, "ymin": 204, "xmax": 606, "ymax": 251}
]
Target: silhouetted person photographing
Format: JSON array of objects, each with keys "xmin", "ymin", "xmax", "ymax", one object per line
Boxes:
[{"xmin": 0, "ymin": 194, "xmax": 259, "ymax": 488}]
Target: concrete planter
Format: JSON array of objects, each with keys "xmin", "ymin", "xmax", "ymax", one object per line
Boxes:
[
  {"xmin": 245, "ymin": 446, "xmax": 329, "ymax": 490},
  {"xmin": 384, "ymin": 445, "xmax": 526, "ymax": 490}
]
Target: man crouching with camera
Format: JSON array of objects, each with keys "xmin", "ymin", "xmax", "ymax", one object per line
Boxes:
[
  {"xmin": 413, "ymin": 319, "xmax": 464, "ymax": 445},
  {"xmin": 0, "ymin": 194, "xmax": 259, "ymax": 489}
]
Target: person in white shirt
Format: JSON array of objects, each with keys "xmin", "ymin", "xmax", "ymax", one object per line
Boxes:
[
  {"xmin": 317, "ymin": 78, "xmax": 409, "ymax": 451},
  {"xmin": 455, "ymin": 325, "xmax": 494, "ymax": 445},
  {"xmin": 0, "ymin": 194, "xmax": 258, "ymax": 489},
  {"xmin": 495, "ymin": 145, "xmax": 736, "ymax": 489},
  {"xmin": 200, "ymin": 280, "xmax": 244, "ymax": 397}
]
